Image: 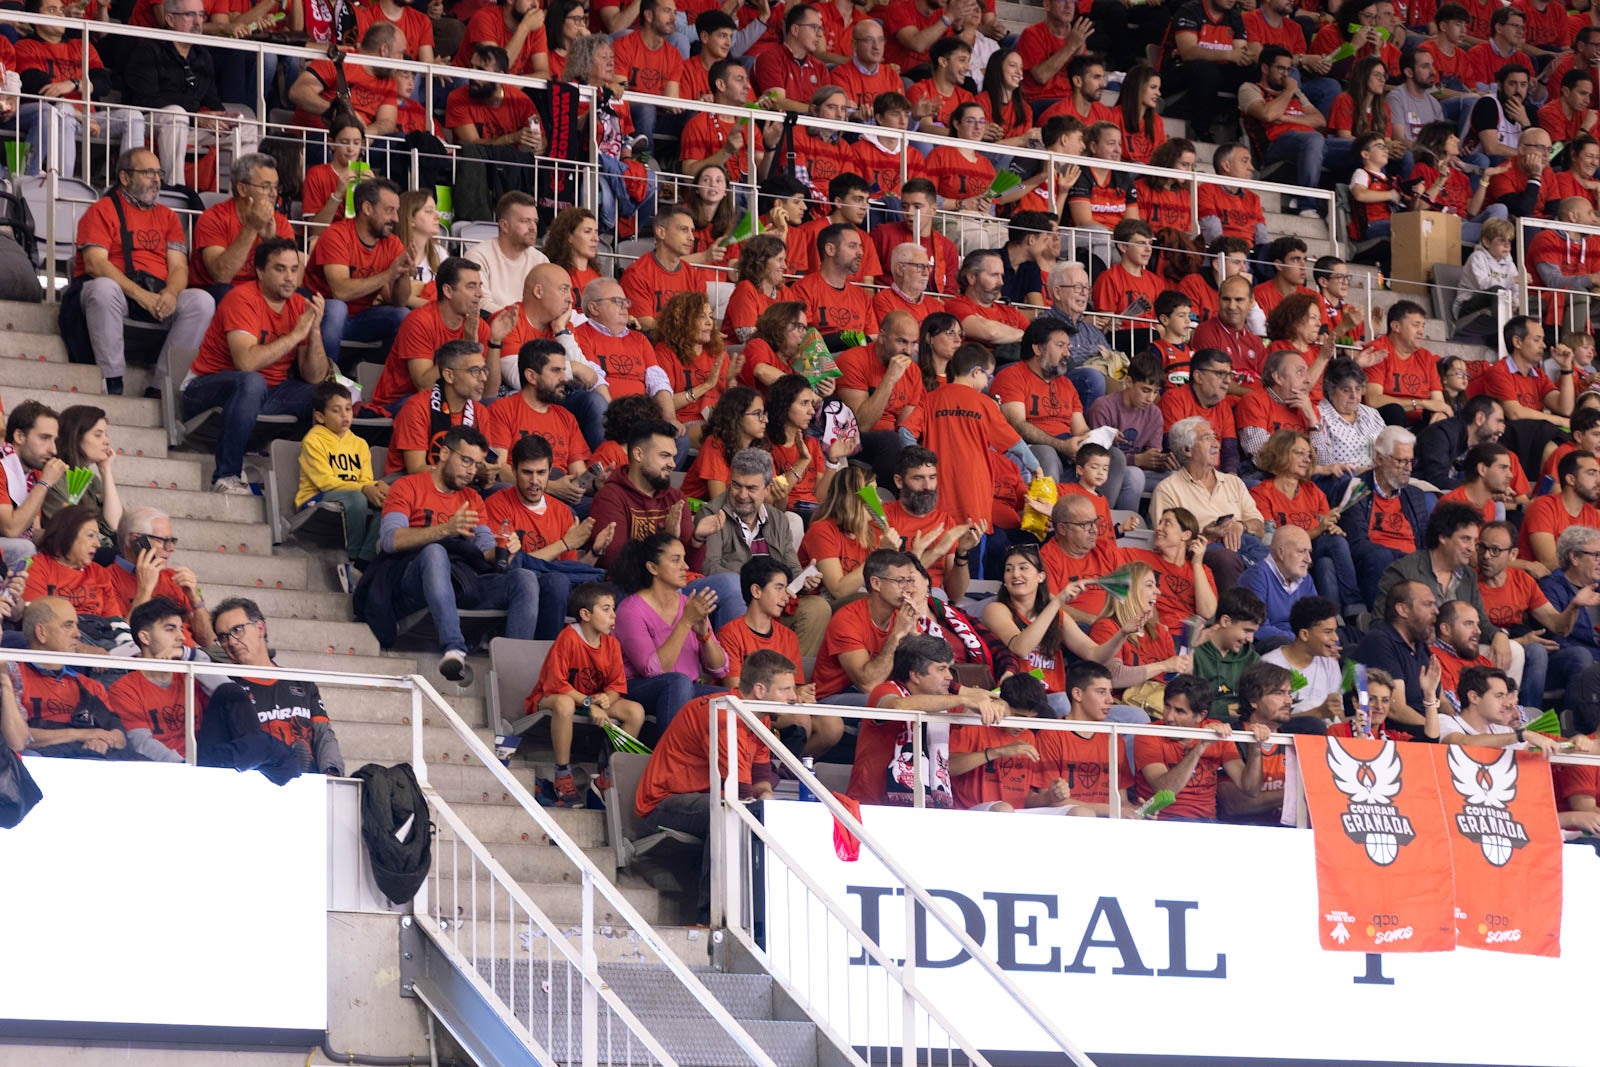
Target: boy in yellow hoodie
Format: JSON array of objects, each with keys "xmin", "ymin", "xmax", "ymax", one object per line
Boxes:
[{"xmin": 297, "ymin": 381, "xmax": 386, "ymax": 588}]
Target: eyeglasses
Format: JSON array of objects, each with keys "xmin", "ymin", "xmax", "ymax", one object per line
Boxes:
[
  {"xmin": 589, "ymin": 295, "xmax": 630, "ymax": 308},
  {"xmin": 450, "ymin": 364, "xmax": 489, "ymax": 378},
  {"xmin": 876, "ymin": 575, "xmax": 917, "ymax": 587},
  {"xmin": 1381, "ymin": 455, "xmax": 1416, "ymax": 467},
  {"xmin": 241, "ymin": 179, "xmax": 280, "ymax": 193},
  {"xmin": 141, "ymin": 535, "xmax": 179, "ymax": 550},
  {"xmin": 443, "ymin": 446, "xmax": 487, "ymax": 469},
  {"xmin": 744, "ymin": 409, "xmax": 768, "ymax": 420},
  {"xmin": 786, "ymin": 321, "xmax": 808, "ymax": 332},
  {"xmin": 900, "ymin": 262, "xmax": 933, "ymax": 272},
  {"xmin": 1062, "ymin": 518, "xmax": 1101, "ymax": 529},
  {"xmin": 796, "ymin": 20, "xmax": 823, "ymax": 30},
  {"xmin": 1479, "ymin": 544, "xmax": 1510, "ymax": 557},
  {"xmin": 121, "ymin": 167, "xmax": 162, "ymax": 179},
  {"xmin": 217, "ymin": 620, "xmax": 257, "ymax": 645}
]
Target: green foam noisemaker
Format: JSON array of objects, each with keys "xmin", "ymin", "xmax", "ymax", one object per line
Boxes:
[
  {"xmin": 1326, "ymin": 23, "xmax": 1391, "ymax": 62},
  {"xmin": 858, "ymin": 484, "xmax": 889, "ymax": 528},
  {"xmin": 1135, "ymin": 789, "xmax": 1176, "ymax": 818},
  {"xmin": 1332, "ymin": 478, "xmax": 1370, "ymax": 518},
  {"xmin": 1289, "ymin": 669, "xmax": 1308, "ymax": 693},
  {"xmin": 64, "ymin": 466, "xmax": 95, "ymax": 505},
  {"xmin": 344, "ymin": 161, "xmax": 373, "ymax": 218},
  {"xmin": 1526, "ymin": 709, "xmax": 1561, "ymax": 737},
  {"xmin": 992, "ymin": 667, "xmax": 1047, "ymax": 695},
  {"xmin": 1088, "ymin": 564, "xmax": 1134, "ymax": 600},
  {"xmin": 1340, "ymin": 658, "xmax": 1358, "ymax": 693},
  {"xmin": 720, "ymin": 206, "xmax": 761, "ymax": 247},
  {"xmin": 686, "ymin": 497, "xmax": 706, "ymax": 514},
  {"xmin": 983, "ymin": 170, "xmax": 1022, "ymax": 200},
  {"xmin": 599, "ymin": 719, "xmax": 651, "ymax": 755}
]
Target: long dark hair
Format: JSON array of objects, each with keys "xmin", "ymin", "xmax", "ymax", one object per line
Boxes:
[
  {"xmin": 55, "ymin": 404, "xmax": 107, "ymax": 469},
  {"xmin": 611, "ymin": 531, "xmax": 682, "ymax": 595},
  {"xmin": 1345, "ymin": 56, "xmax": 1389, "ymax": 139},
  {"xmin": 918, "ymin": 311, "xmax": 961, "ymax": 392},
  {"xmin": 981, "ymin": 48, "xmax": 1029, "ymax": 136},
  {"xmin": 765, "ymin": 374, "xmax": 813, "ymax": 445},
  {"xmin": 703, "ymin": 386, "xmax": 765, "ymax": 452},
  {"xmin": 1118, "ymin": 63, "xmax": 1160, "ymax": 144},
  {"xmin": 1000, "ymin": 542, "xmax": 1064, "ymax": 661}
]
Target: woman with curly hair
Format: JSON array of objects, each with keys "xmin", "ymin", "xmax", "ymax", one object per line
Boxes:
[
  {"xmin": 917, "ymin": 312, "xmax": 963, "ymax": 392},
  {"xmin": 654, "ymin": 291, "xmax": 738, "ymax": 442},
  {"xmin": 741, "ymin": 300, "xmax": 807, "ymax": 392},
  {"xmin": 590, "ymin": 393, "xmax": 665, "ymax": 472},
  {"xmin": 798, "ymin": 463, "xmax": 896, "ymax": 601},
  {"xmin": 1114, "ymin": 63, "xmax": 1167, "ymax": 165},
  {"xmin": 543, "ymin": 207, "xmax": 603, "ymax": 297},
  {"xmin": 724, "ymin": 233, "xmax": 788, "ymax": 345},
  {"xmin": 1133, "ymin": 139, "xmax": 1196, "ymax": 232},
  {"xmin": 680, "ymin": 165, "xmax": 739, "ymax": 253},
  {"xmin": 1264, "ymin": 291, "xmax": 1332, "ymax": 389},
  {"xmin": 766, "ymin": 373, "xmax": 854, "ymax": 516},
  {"xmin": 681, "ymin": 387, "xmax": 770, "ymax": 501}
]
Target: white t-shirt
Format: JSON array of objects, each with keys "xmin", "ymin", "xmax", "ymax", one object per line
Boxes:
[
  {"xmin": 465, "ymin": 237, "xmax": 551, "ymax": 314},
  {"xmin": 1438, "ymin": 713, "xmax": 1518, "ymax": 745},
  {"xmin": 1262, "ymin": 648, "xmax": 1342, "ymax": 715}
]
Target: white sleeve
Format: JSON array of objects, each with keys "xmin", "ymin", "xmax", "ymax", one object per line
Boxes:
[
  {"xmin": 1350, "ymin": 169, "xmax": 1371, "ymax": 190},
  {"xmin": 644, "ymin": 365, "xmax": 672, "ymax": 396}
]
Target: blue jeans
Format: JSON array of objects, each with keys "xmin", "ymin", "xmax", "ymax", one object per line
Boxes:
[
  {"xmin": 598, "ymin": 153, "xmax": 658, "ymax": 233},
  {"xmin": 685, "ymin": 570, "xmax": 746, "ymax": 632},
  {"xmin": 1526, "ymin": 643, "xmax": 1594, "ymax": 708},
  {"xmin": 181, "ymin": 370, "xmax": 317, "ymax": 480},
  {"xmin": 317, "ymin": 300, "xmax": 410, "ymax": 372},
  {"xmin": 1352, "ymin": 542, "xmax": 1406, "ymax": 608},
  {"xmin": 397, "ymin": 542, "xmax": 540, "ymax": 654},
  {"xmin": 1264, "ymin": 129, "xmax": 1325, "ymax": 213},
  {"xmin": 628, "ymin": 671, "xmax": 723, "ymax": 739},
  {"xmin": 512, "ymin": 555, "xmax": 572, "ymax": 641},
  {"xmin": 1067, "ymin": 365, "xmax": 1106, "ymax": 408},
  {"xmin": 314, "ymin": 487, "xmax": 381, "ymax": 564},
  {"xmin": 1298, "ymin": 76, "xmax": 1341, "ymax": 119},
  {"xmin": 563, "ymin": 387, "xmax": 607, "ymax": 448},
  {"xmin": 1311, "ymin": 532, "xmax": 1361, "ymax": 609}
]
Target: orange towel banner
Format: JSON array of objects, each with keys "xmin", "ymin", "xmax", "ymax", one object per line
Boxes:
[{"xmin": 1296, "ymin": 736, "xmax": 1562, "ymax": 956}]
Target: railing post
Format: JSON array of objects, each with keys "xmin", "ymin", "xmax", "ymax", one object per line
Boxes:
[
  {"xmin": 580, "ymin": 869, "xmax": 598, "ymax": 1067},
  {"xmin": 912, "ymin": 718, "xmax": 924, "ymax": 809},
  {"xmin": 1517, "ymin": 217, "xmax": 1528, "ymax": 322},
  {"xmin": 183, "ymin": 663, "xmax": 197, "ymax": 767},
  {"xmin": 411, "ymin": 684, "xmax": 428, "ymax": 787},
  {"xmin": 902, "ymin": 877, "xmax": 918, "ymax": 1066},
  {"xmin": 1108, "ymin": 726, "xmax": 1121, "ymax": 819}
]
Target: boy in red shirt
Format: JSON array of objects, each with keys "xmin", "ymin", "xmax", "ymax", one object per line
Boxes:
[
  {"xmin": 950, "ymin": 674, "xmax": 1089, "ymax": 813},
  {"xmin": 1134, "ymin": 673, "xmax": 1267, "ymax": 821},
  {"xmin": 525, "ymin": 582, "xmax": 646, "ymax": 806},
  {"xmin": 109, "ymin": 596, "xmax": 207, "ymax": 762},
  {"xmin": 924, "ymin": 347, "xmax": 1038, "ymax": 524}
]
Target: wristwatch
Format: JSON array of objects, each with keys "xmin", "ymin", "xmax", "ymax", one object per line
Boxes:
[{"xmin": 581, "ymin": 696, "xmax": 593, "ymax": 710}]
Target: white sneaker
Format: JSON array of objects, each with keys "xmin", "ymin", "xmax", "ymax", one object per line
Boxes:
[
  {"xmin": 438, "ymin": 649, "xmax": 474, "ymax": 687},
  {"xmin": 213, "ymin": 476, "xmax": 253, "ymax": 495}
]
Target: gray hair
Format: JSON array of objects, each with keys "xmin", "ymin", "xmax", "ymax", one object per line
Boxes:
[
  {"xmin": 566, "ymin": 34, "xmax": 609, "ymax": 84},
  {"xmin": 1167, "ymin": 415, "xmax": 1210, "ymax": 458},
  {"xmin": 1049, "ymin": 260, "xmax": 1088, "ymax": 287},
  {"xmin": 728, "ymin": 447, "xmax": 774, "ymax": 482},
  {"xmin": 117, "ymin": 506, "xmax": 166, "ymax": 555},
  {"xmin": 1374, "ymin": 425, "xmax": 1416, "ymax": 458},
  {"xmin": 1261, "ymin": 348, "xmax": 1299, "ymax": 388},
  {"xmin": 230, "ymin": 152, "xmax": 277, "ymax": 189},
  {"xmin": 211, "ymin": 596, "xmax": 265, "ymax": 627},
  {"xmin": 889, "ymin": 242, "xmax": 928, "ymax": 269},
  {"xmin": 1557, "ymin": 526, "xmax": 1600, "ymax": 571}
]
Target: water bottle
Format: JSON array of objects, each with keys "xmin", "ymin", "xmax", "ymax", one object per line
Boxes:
[
  {"xmin": 527, "ymin": 111, "xmax": 542, "ymax": 149},
  {"xmin": 797, "ymin": 756, "xmax": 816, "ymax": 802},
  {"xmin": 495, "ymin": 519, "xmax": 513, "ymax": 572}
]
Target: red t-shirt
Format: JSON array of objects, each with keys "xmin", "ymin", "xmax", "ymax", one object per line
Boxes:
[
  {"xmin": 455, "ymin": 5, "xmax": 547, "ymax": 72},
  {"xmin": 1521, "ymin": 493, "xmax": 1600, "ymax": 560},
  {"xmin": 20, "ymin": 664, "xmax": 113, "ymax": 729},
  {"xmin": 189, "ymin": 198, "xmax": 295, "ymax": 287},
  {"xmin": 882, "ymin": 499, "xmax": 957, "ymax": 589},
  {"xmin": 1437, "ymin": 485, "xmax": 1496, "ymax": 525},
  {"xmin": 788, "ymin": 219, "xmax": 884, "ymax": 281},
  {"xmin": 872, "ymin": 285, "xmax": 945, "ymax": 327},
  {"xmin": 751, "ymin": 45, "xmax": 828, "ymax": 104},
  {"xmin": 1249, "ymin": 478, "xmax": 1329, "ymax": 533},
  {"xmin": 1159, "ymin": 382, "xmax": 1238, "ymax": 440},
  {"xmin": 791, "ymin": 129, "xmax": 855, "ymax": 204},
  {"xmin": 1037, "ymin": 728, "xmax": 1122, "ymax": 806},
  {"xmin": 854, "ymin": 136, "xmax": 925, "ymax": 200},
  {"xmin": 1484, "ymin": 163, "xmax": 1557, "ymax": 219},
  {"xmin": 483, "ymin": 485, "xmax": 577, "ymax": 559},
  {"xmin": 192, "ymin": 282, "xmax": 308, "ymax": 387},
  {"xmin": 944, "ymin": 294, "xmax": 1028, "ymax": 334},
  {"xmin": 613, "ymin": 29, "xmax": 683, "ymax": 95},
  {"xmin": 1090, "ymin": 617, "xmax": 1177, "ymax": 668},
  {"xmin": 787, "ymin": 271, "xmax": 880, "ymax": 335},
  {"xmin": 798, "ymin": 518, "xmax": 878, "ymax": 579},
  {"xmin": 1040, "ymin": 538, "xmax": 1126, "ymax": 615},
  {"xmin": 108, "ymin": 670, "xmax": 201, "ymax": 758},
  {"xmin": 716, "ymin": 617, "xmax": 806, "ymax": 684},
  {"xmin": 1013, "ymin": 21, "xmax": 1076, "ymax": 100},
  {"xmin": 635, "ymin": 692, "xmax": 769, "ymax": 817},
  {"xmin": 1196, "ymin": 184, "xmax": 1263, "ymax": 241},
  {"xmin": 306, "ymin": 219, "xmax": 407, "ymax": 315},
  {"xmin": 619, "ymin": 254, "xmax": 710, "ymax": 320},
  {"xmin": 445, "ymin": 85, "xmax": 536, "ymax": 140},
  {"xmin": 1554, "ymin": 742, "xmax": 1600, "ymax": 812},
  {"xmin": 870, "ymin": 223, "xmax": 959, "ymax": 298},
  {"xmin": 907, "ymin": 79, "xmax": 977, "ymax": 129},
  {"xmin": 374, "ymin": 302, "xmax": 491, "ymax": 409},
  {"xmin": 75, "ymin": 192, "xmax": 184, "ymax": 279},
  {"xmin": 923, "ymin": 146, "xmax": 997, "ymax": 203},
  {"xmin": 1135, "ymin": 180, "xmax": 1192, "ymax": 231},
  {"xmin": 527, "ymin": 624, "xmax": 626, "ymax": 706},
  {"xmin": 482, "ymin": 393, "xmax": 590, "ymax": 472},
  {"xmin": 23, "ymin": 555, "xmax": 117, "ymax": 617},
  {"xmin": 1234, "ymin": 387, "xmax": 1311, "ymax": 439},
  {"xmin": 680, "ymin": 113, "xmax": 761, "ymax": 184},
  {"xmin": 387, "ymin": 394, "xmax": 475, "ymax": 473},
  {"xmin": 882, "ymin": 0, "xmax": 943, "ymax": 69},
  {"xmin": 383, "ymin": 471, "xmax": 485, "ymax": 531},
  {"xmin": 1363, "ymin": 338, "xmax": 1442, "ymax": 401},
  {"xmin": 815, "ymin": 597, "xmax": 893, "ymax": 698},
  {"xmin": 1476, "ymin": 356, "xmax": 1554, "ymax": 414},
  {"xmin": 830, "ymin": 60, "xmax": 904, "ymax": 112},
  {"xmin": 1133, "ymin": 727, "xmax": 1240, "ymax": 820},
  {"xmin": 291, "ymin": 59, "xmax": 398, "ymax": 128},
  {"xmin": 724, "ymin": 280, "xmax": 782, "ymax": 344},
  {"xmin": 835, "ymin": 345, "xmax": 925, "ymax": 432},
  {"xmin": 1092, "ymin": 264, "xmax": 1164, "ymax": 322},
  {"xmin": 680, "ymin": 435, "xmax": 732, "ymax": 502},
  {"xmin": 1367, "ymin": 491, "xmax": 1419, "ymax": 553},
  {"xmin": 951, "ymin": 724, "xmax": 1048, "ymax": 809},
  {"xmin": 924, "ymin": 382, "xmax": 1022, "ymax": 523},
  {"xmin": 355, "ymin": 1, "xmax": 435, "ymax": 58},
  {"xmin": 991, "ymin": 361, "xmax": 1083, "ymax": 437}
]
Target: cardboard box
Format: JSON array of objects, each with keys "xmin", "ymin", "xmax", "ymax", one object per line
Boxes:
[{"xmin": 1389, "ymin": 210, "xmax": 1461, "ymax": 297}]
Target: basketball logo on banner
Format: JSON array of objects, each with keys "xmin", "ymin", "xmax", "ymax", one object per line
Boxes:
[
  {"xmin": 1326, "ymin": 740, "xmax": 1416, "ymax": 866},
  {"xmin": 1443, "ymin": 747, "xmax": 1530, "ymax": 868}
]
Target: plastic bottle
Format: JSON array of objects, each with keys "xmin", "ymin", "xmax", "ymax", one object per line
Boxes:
[
  {"xmin": 797, "ymin": 756, "xmax": 816, "ymax": 801},
  {"xmin": 495, "ymin": 520, "xmax": 513, "ymax": 572}
]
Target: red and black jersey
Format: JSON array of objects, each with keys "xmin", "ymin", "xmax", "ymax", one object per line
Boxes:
[
  {"xmin": 235, "ymin": 675, "xmax": 329, "ymax": 752},
  {"xmin": 16, "ymin": 663, "xmax": 114, "ymax": 729},
  {"xmin": 1166, "ymin": 0, "xmax": 1247, "ymax": 63}
]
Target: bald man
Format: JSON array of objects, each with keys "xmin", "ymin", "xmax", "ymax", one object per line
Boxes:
[
  {"xmin": 15, "ymin": 597, "xmax": 140, "ymax": 759},
  {"xmin": 502, "ymin": 262, "xmax": 611, "ymax": 445},
  {"xmin": 575, "ymin": 277, "xmax": 672, "ymax": 409},
  {"xmin": 836, "ymin": 309, "xmax": 924, "ymax": 486},
  {"xmin": 1238, "ymin": 524, "xmax": 1319, "ymax": 645},
  {"xmin": 1488, "ymin": 125, "xmax": 1557, "ymax": 220}
]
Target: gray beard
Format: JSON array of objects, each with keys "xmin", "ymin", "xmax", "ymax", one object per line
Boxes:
[{"xmin": 901, "ymin": 488, "xmax": 938, "ymax": 516}]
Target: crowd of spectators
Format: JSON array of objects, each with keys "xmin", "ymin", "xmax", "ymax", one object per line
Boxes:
[{"xmin": 5, "ymin": 0, "xmax": 1600, "ymax": 851}]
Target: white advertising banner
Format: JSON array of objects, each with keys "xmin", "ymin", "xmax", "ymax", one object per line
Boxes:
[
  {"xmin": 761, "ymin": 801, "xmax": 1598, "ymax": 1066},
  {"xmin": 0, "ymin": 759, "xmax": 328, "ymax": 1036}
]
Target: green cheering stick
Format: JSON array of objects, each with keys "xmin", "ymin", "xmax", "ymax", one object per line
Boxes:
[
  {"xmin": 718, "ymin": 206, "xmax": 761, "ymax": 247},
  {"xmin": 1525, "ymin": 709, "xmax": 1561, "ymax": 737},
  {"xmin": 992, "ymin": 668, "xmax": 1046, "ymax": 695},
  {"xmin": 599, "ymin": 719, "xmax": 652, "ymax": 755},
  {"xmin": 858, "ymin": 483, "xmax": 890, "ymax": 531},
  {"xmin": 1134, "ymin": 789, "xmax": 1176, "ymax": 818},
  {"xmin": 1326, "ymin": 23, "xmax": 1391, "ymax": 63},
  {"xmin": 64, "ymin": 466, "xmax": 95, "ymax": 505},
  {"xmin": 1086, "ymin": 564, "xmax": 1135, "ymax": 601},
  {"xmin": 686, "ymin": 497, "xmax": 706, "ymax": 514},
  {"xmin": 982, "ymin": 170, "xmax": 1022, "ymax": 201}
]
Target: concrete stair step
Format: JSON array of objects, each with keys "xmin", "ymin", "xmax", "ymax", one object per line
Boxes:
[
  {"xmin": 329, "ymin": 688, "xmax": 485, "ymax": 725},
  {"xmin": 428, "ymin": 920, "xmax": 712, "ymax": 968},
  {"xmin": 469, "ymin": 841, "xmax": 619, "ymax": 883},
  {"xmin": 0, "ymin": 351, "xmax": 153, "ymax": 395},
  {"xmin": 6, "ymin": 384, "xmax": 162, "ymax": 427},
  {"xmin": 274, "ymin": 648, "xmax": 490, "ymax": 697},
  {"xmin": 264, "ymin": 617, "xmax": 383, "ymax": 656},
  {"xmin": 172, "ymin": 548, "xmax": 310, "ymax": 591},
  {"xmin": 0, "ymin": 301, "xmax": 66, "ymax": 334},
  {"xmin": 116, "ymin": 453, "xmax": 205, "ymax": 492},
  {"xmin": 335, "ymin": 720, "xmax": 495, "ymax": 766},
  {"xmin": 122, "ymin": 483, "xmax": 268, "ymax": 525},
  {"xmin": 111, "ymin": 424, "xmax": 170, "ymax": 458},
  {"xmin": 160, "ymin": 515, "xmax": 272, "ymax": 556},
  {"xmin": 0, "ymin": 330, "xmax": 67, "ymax": 362},
  {"xmin": 428, "ymin": 875, "xmax": 677, "ymax": 926},
  {"xmin": 435, "ymin": 796, "xmax": 608, "ymax": 847},
  {"xmin": 210, "ymin": 583, "xmax": 353, "ymax": 621}
]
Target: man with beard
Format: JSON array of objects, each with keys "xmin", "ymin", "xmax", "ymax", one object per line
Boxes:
[
  {"xmin": 71, "ymin": 147, "xmax": 214, "ymax": 395},
  {"xmin": 379, "ymin": 426, "xmax": 542, "ymax": 681},
  {"xmin": 1386, "ymin": 47, "xmax": 1445, "ymax": 147},
  {"xmin": 995, "ymin": 317, "xmax": 1090, "ymax": 482},
  {"xmin": 1159, "ymin": 348, "xmax": 1243, "ymax": 474},
  {"xmin": 1378, "ymin": 502, "xmax": 1513, "ymax": 671},
  {"xmin": 1238, "ymin": 47, "xmax": 1328, "ymax": 218},
  {"xmin": 836, "ymin": 310, "xmax": 923, "ymax": 487},
  {"xmin": 466, "ymin": 193, "xmax": 549, "ymax": 315},
  {"xmin": 1414, "ymin": 393, "xmax": 1519, "ymax": 491},
  {"xmin": 499, "ymin": 264, "xmax": 609, "ymax": 445},
  {"xmin": 589, "ymin": 420, "xmax": 744, "ymax": 627},
  {"xmin": 787, "ymin": 222, "xmax": 880, "ymax": 342},
  {"xmin": 1479, "ymin": 518, "xmax": 1600, "ymax": 708},
  {"xmin": 0, "ymin": 400, "xmax": 67, "ymax": 561},
  {"xmin": 388, "ymin": 341, "xmax": 492, "ymax": 476},
  {"xmin": 483, "ymin": 433, "xmax": 613, "ymax": 641},
  {"xmin": 1221, "ymin": 661, "xmax": 1302, "ymax": 823},
  {"xmin": 1466, "ymin": 61, "xmax": 1531, "ymax": 161},
  {"xmin": 1426, "ymin": 599, "xmax": 1497, "ymax": 709},
  {"xmin": 1521, "ymin": 449, "xmax": 1600, "ymax": 571},
  {"xmin": 945, "ymin": 249, "xmax": 1029, "ymax": 350},
  {"xmin": 483, "ymin": 340, "xmax": 593, "ymax": 501},
  {"xmin": 184, "ymin": 238, "xmax": 328, "ymax": 495},
  {"xmin": 1436, "ymin": 442, "xmax": 1514, "ymax": 524},
  {"xmin": 1355, "ymin": 579, "xmax": 1443, "ymax": 735},
  {"xmin": 373, "ymin": 256, "xmax": 515, "ymax": 413},
  {"xmin": 446, "ymin": 45, "xmax": 546, "ymax": 155},
  {"xmin": 881, "ymin": 447, "xmax": 979, "ymax": 601},
  {"xmin": 305, "ymin": 177, "xmax": 415, "ymax": 367},
  {"xmin": 1039, "ymin": 261, "xmax": 1113, "ymax": 407}
]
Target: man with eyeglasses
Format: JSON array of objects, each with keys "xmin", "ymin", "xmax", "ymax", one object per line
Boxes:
[
  {"xmin": 66, "ymin": 147, "xmax": 215, "ymax": 397},
  {"xmin": 869, "ymin": 180, "xmax": 959, "ymax": 299},
  {"xmin": 188, "ymin": 153, "xmax": 294, "ymax": 299},
  {"xmin": 1239, "ymin": 46, "xmax": 1327, "ymax": 219},
  {"xmin": 828, "ymin": 20, "xmax": 901, "ymax": 114},
  {"xmin": 1040, "ymin": 494, "xmax": 1128, "ymax": 624},
  {"xmin": 752, "ymin": 4, "xmax": 827, "ymax": 114},
  {"xmin": 813, "ymin": 549, "xmax": 921, "ymax": 702},
  {"xmin": 572, "ymin": 277, "xmax": 658, "ymax": 407},
  {"xmin": 1484, "ymin": 123, "xmax": 1556, "ymax": 218},
  {"xmin": 1486, "ymin": 516, "xmax": 1600, "ymax": 719},
  {"xmin": 185, "ymin": 237, "xmax": 326, "ymax": 494},
  {"xmin": 1311, "ymin": 255, "xmax": 1366, "ymax": 343},
  {"xmin": 208, "ymin": 596, "xmax": 346, "ymax": 775},
  {"xmin": 374, "ymin": 426, "xmax": 541, "ymax": 682},
  {"xmin": 103, "ymin": 505, "xmax": 215, "ymax": 651},
  {"xmin": 13, "ymin": 0, "xmax": 145, "ymax": 181},
  {"xmin": 1159, "ymin": 347, "xmax": 1243, "ymax": 473},
  {"xmin": 872, "ymin": 243, "xmax": 946, "ymax": 327},
  {"xmin": 387, "ymin": 340, "xmax": 490, "ymax": 477},
  {"xmin": 124, "ymin": 0, "xmax": 262, "ymax": 185},
  {"xmin": 374, "ymin": 257, "xmax": 513, "ymax": 414},
  {"xmin": 1342, "ymin": 424, "xmax": 1432, "ymax": 607}
]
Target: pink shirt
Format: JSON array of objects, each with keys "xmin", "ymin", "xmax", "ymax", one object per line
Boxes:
[{"xmin": 615, "ymin": 592, "xmax": 730, "ymax": 681}]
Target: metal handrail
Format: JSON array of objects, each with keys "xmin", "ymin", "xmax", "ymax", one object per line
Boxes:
[
  {"xmin": 711, "ymin": 693, "xmax": 1102, "ymax": 1067},
  {"xmin": 1515, "ymin": 214, "xmax": 1600, "ymax": 346}
]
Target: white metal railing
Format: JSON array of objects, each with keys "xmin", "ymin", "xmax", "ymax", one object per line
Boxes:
[
  {"xmin": 1517, "ymin": 214, "xmax": 1600, "ymax": 342},
  {"xmin": 408, "ymin": 674, "xmax": 779, "ymax": 1067}
]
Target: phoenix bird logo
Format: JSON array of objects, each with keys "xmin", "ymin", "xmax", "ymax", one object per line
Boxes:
[
  {"xmin": 1327, "ymin": 740, "xmax": 1417, "ymax": 866},
  {"xmin": 1445, "ymin": 747, "xmax": 1530, "ymax": 868}
]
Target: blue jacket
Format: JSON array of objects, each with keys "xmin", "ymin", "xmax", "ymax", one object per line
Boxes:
[
  {"xmin": 1341, "ymin": 471, "xmax": 1434, "ymax": 556},
  {"xmin": 1539, "ymin": 570, "xmax": 1600, "ymax": 653},
  {"xmin": 1238, "ymin": 558, "xmax": 1319, "ymax": 642}
]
